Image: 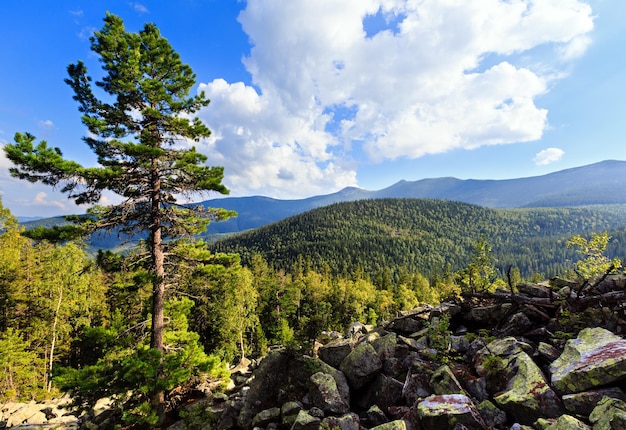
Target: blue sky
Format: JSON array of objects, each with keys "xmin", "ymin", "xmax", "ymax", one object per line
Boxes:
[{"xmin": 1, "ymin": 0, "xmax": 625, "ymax": 217}]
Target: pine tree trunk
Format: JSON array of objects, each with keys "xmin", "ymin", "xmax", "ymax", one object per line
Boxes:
[{"xmin": 150, "ymin": 166, "xmax": 166, "ymax": 425}]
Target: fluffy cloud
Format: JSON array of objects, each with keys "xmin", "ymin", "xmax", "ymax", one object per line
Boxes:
[
  {"xmin": 38, "ymin": 119, "xmax": 55, "ymax": 129},
  {"xmin": 534, "ymin": 147, "xmax": 565, "ymax": 165},
  {"xmin": 196, "ymin": 0, "xmax": 594, "ymax": 197}
]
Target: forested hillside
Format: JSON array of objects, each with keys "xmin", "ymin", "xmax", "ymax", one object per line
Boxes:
[{"xmin": 210, "ymin": 199, "xmax": 626, "ymax": 279}]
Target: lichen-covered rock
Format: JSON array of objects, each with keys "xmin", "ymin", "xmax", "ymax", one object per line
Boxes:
[
  {"xmin": 562, "ymin": 387, "xmax": 626, "ymax": 416},
  {"xmin": 588, "ymin": 396, "xmax": 626, "ymax": 430},
  {"xmin": 499, "ymin": 311, "xmax": 533, "ymax": 336},
  {"xmin": 321, "ymin": 412, "xmax": 360, "ymax": 430},
  {"xmin": 402, "ymin": 359, "xmax": 435, "ymax": 404},
  {"xmin": 370, "ymin": 419, "xmax": 408, "ymax": 430},
  {"xmin": 250, "ymin": 407, "xmax": 280, "ymax": 428},
  {"xmin": 318, "ymin": 338, "xmax": 353, "ymax": 369},
  {"xmin": 416, "ymin": 394, "xmax": 486, "ymax": 430},
  {"xmin": 544, "ymin": 414, "xmax": 591, "ymax": 430},
  {"xmin": 339, "ymin": 342, "xmax": 382, "ymax": 389},
  {"xmin": 290, "ymin": 410, "xmax": 321, "ymax": 430},
  {"xmin": 364, "ymin": 404, "xmax": 388, "ymax": 428},
  {"xmin": 370, "ymin": 420, "xmax": 407, "ymax": 430},
  {"xmin": 309, "ymin": 372, "xmax": 349, "ymax": 414},
  {"xmin": 430, "ymin": 364, "xmax": 466, "ymax": 395},
  {"xmin": 281, "ymin": 401, "xmax": 303, "ymax": 428},
  {"xmin": 357, "ymin": 373, "xmax": 404, "ymax": 410},
  {"xmin": 476, "ymin": 400, "xmax": 506, "ymax": 428},
  {"xmin": 538, "ymin": 342, "xmax": 562, "ymax": 362},
  {"xmin": 550, "ymin": 327, "xmax": 626, "ymax": 394},
  {"xmin": 493, "ymin": 351, "xmax": 563, "ymax": 424}
]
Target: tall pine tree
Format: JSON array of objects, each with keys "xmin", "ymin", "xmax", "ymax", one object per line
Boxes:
[{"xmin": 4, "ymin": 13, "xmax": 233, "ymax": 421}]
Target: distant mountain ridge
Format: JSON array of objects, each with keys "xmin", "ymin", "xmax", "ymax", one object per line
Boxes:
[
  {"xmin": 20, "ymin": 160, "xmax": 626, "ymax": 240},
  {"xmin": 200, "ymin": 160, "xmax": 626, "ymax": 234}
]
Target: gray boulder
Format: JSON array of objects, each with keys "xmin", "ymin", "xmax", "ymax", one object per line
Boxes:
[
  {"xmin": 493, "ymin": 351, "xmax": 563, "ymax": 424},
  {"xmin": 416, "ymin": 394, "xmax": 486, "ymax": 430},
  {"xmin": 550, "ymin": 327, "xmax": 626, "ymax": 394},
  {"xmin": 339, "ymin": 342, "xmax": 382, "ymax": 389},
  {"xmin": 308, "ymin": 372, "xmax": 349, "ymax": 415}
]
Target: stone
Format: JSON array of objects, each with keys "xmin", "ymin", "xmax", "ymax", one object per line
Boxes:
[
  {"xmin": 5, "ymin": 404, "xmax": 47, "ymax": 427},
  {"xmin": 372, "ymin": 333, "xmax": 397, "ymax": 364},
  {"xmin": 518, "ymin": 283, "xmax": 553, "ymax": 298},
  {"xmin": 321, "ymin": 412, "xmax": 360, "ymax": 430},
  {"xmin": 308, "ymin": 372, "xmax": 349, "ymax": 414},
  {"xmin": 364, "ymin": 404, "xmax": 388, "ymax": 428},
  {"xmin": 430, "ymin": 364, "xmax": 466, "ymax": 395},
  {"xmin": 290, "ymin": 410, "xmax": 321, "ymax": 430},
  {"xmin": 550, "ymin": 327, "xmax": 626, "ymax": 394},
  {"xmin": 318, "ymin": 338, "xmax": 353, "ymax": 369},
  {"xmin": 465, "ymin": 304, "xmax": 512, "ymax": 325},
  {"xmin": 493, "ymin": 351, "xmax": 563, "ymax": 425},
  {"xmin": 387, "ymin": 315, "xmax": 424, "ymax": 333},
  {"xmin": 499, "ymin": 312, "xmax": 533, "ymax": 336},
  {"xmin": 476, "ymin": 400, "xmax": 506, "ymax": 428},
  {"xmin": 339, "ymin": 341, "xmax": 382, "ymax": 389},
  {"xmin": 251, "ymin": 407, "xmax": 280, "ymax": 428},
  {"xmin": 357, "ymin": 373, "xmax": 404, "ymax": 411},
  {"xmin": 402, "ymin": 359, "xmax": 435, "ymax": 404},
  {"xmin": 370, "ymin": 420, "xmax": 408, "ymax": 429},
  {"xmin": 588, "ymin": 396, "xmax": 626, "ymax": 429},
  {"xmin": 537, "ymin": 342, "xmax": 561, "ymax": 362},
  {"xmin": 281, "ymin": 401, "xmax": 303, "ymax": 428},
  {"xmin": 416, "ymin": 394, "xmax": 486, "ymax": 430},
  {"xmin": 562, "ymin": 387, "xmax": 626, "ymax": 416},
  {"xmin": 544, "ymin": 414, "xmax": 591, "ymax": 430}
]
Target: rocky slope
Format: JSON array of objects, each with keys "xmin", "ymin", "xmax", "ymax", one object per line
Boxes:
[
  {"xmin": 3, "ymin": 275, "xmax": 626, "ymax": 429},
  {"xmin": 208, "ymin": 275, "xmax": 626, "ymax": 430}
]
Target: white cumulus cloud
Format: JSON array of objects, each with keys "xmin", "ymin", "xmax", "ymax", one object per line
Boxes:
[
  {"xmin": 534, "ymin": 147, "xmax": 565, "ymax": 165},
  {"xmin": 195, "ymin": 0, "xmax": 594, "ymax": 197}
]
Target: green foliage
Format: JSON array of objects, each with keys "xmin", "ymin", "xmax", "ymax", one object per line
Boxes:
[
  {"xmin": 427, "ymin": 314, "xmax": 452, "ymax": 354},
  {"xmin": 458, "ymin": 238, "xmax": 502, "ymax": 293},
  {"xmin": 567, "ymin": 231, "xmax": 622, "ymax": 280},
  {"xmin": 482, "ymin": 354, "xmax": 506, "ymax": 376},
  {"xmin": 57, "ymin": 297, "xmax": 228, "ymax": 427},
  {"xmin": 0, "ymin": 329, "xmax": 47, "ymax": 401}
]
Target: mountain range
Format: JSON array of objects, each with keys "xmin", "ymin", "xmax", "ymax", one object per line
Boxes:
[{"xmin": 200, "ymin": 160, "xmax": 626, "ymax": 235}]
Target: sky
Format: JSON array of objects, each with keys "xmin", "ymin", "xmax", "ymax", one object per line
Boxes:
[{"xmin": 0, "ymin": 0, "xmax": 625, "ymax": 218}]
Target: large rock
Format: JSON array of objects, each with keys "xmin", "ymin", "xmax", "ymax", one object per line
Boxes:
[
  {"xmin": 416, "ymin": 394, "xmax": 486, "ymax": 430},
  {"xmin": 402, "ymin": 359, "xmax": 435, "ymax": 404},
  {"xmin": 550, "ymin": 327, "xmax": 626, "ymax": 394},
  {"xmin": 493, "ymin": 351, "xmax": 563, "ymax": 424},
  {"xmin": 430, "ymin": 364, "xmax": 465, "ymax": 395},
  {"xmin": 308, "ymin": 372, "xmax": 349, "ymax": 414},
  {"xmin": 321, "ymin": 412, "xmax": 361, "ymax": 430},
  {"xmin": 562, "ymin": 387, "xmax": 626, "ymax": 416},
  {"xmin": 588, "ymin": 396, "xmax": 626, "ymax": 429},
  {"xmin": 290, "ymin": 410, "xmax": 321, "ymax": 430},
  {"xmin": 545, "ymin": 414, "xmax": 591, "ymax": 430},
  {"xmin": 339, "ymin": 342, "xmax": 382, "ymax": 389},
  {"xmin": 318, "ymin": 338, "xmax": 353, "ymax": 369},
  {"xmin": 4, "ymin": 404, "xmax": 47, "ymax": 427},
  {"xmin": 357, "ymin": 373, "xmax": 404, "ymax": 411}
]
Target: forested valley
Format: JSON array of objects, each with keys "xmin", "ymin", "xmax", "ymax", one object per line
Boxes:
[{"xmin": 210, "ymin": 198, "xmax": 626, "ymax": 280}]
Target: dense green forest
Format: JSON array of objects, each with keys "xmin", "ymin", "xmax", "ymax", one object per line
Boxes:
[{"xmin": 209, "ymin": 199, "xmax": 626, "ymax": 280}]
